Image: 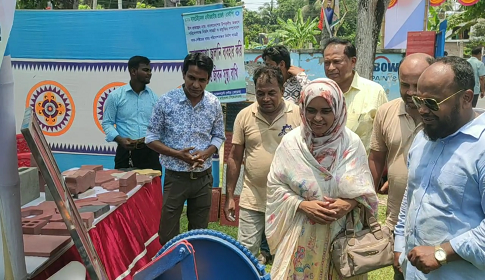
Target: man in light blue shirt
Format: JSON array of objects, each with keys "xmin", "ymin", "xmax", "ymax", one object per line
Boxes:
[
  {"xmin": 146, "ymin": 53, "xmax": 225, "ymax": 245},
  {"xmin": 467, "ymin": 47, "xmax": 485, "ymax": 107},
  {"xmin": 394, "ymin": 56, "xmax": 485, "ymax": 279},
  {"xmin": 102, "ymin": 56, "xmax": 161, "ymax": 171}
]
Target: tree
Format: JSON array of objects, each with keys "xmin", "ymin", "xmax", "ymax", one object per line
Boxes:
[
  {"xmin": 448, "ymin": 1, "xmax": 485, "ymax": 36},
  {"xmin": 318, "ymin": 0, "xmax": 358, "ymax": 48},
  {"xmin": 334, "ymin": 0, "xmax": 357, "ymax": 42},
  {"xmin": 244, "ymin": 9, "xmax": 265, "ymax": 45},
  {"xmin": 354, "ymin": 0, "xmax": 391, "ymax": 79},
  {"xmin": 273, "ymin": 8, "xmax": 320, "ymax": 49}
]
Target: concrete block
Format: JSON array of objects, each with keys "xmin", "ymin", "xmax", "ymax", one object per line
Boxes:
[
  {"xmin": 19, "ymin": 167, "xmax": 40, "ymax": 206},
  {"xmin": 45, "ymin": 186, "xmax": 55, "ymax": 201}
]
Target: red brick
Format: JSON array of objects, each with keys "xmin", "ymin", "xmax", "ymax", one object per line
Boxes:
[
  {"xmin": 65, "ymin": 169, "xmax": 95, "ymax": 194},
  {"xmin": 21, "ymin": 207, "xmax": 55, "ymax": 220},
  {"xmin": 23, "ymin": 235, "xmax": 71, "ymax": 257},
  {"xmin": 41, "ymin": 222, "xmax": 70, "ymax": 236},
  {"xmin": 80, "ymin": 165, "xmax": 103, "ymax": 172},
  {"xmin": 97, "ymin": 192, "xmax": 128, "ymax": 206},
  {"xmin": 119, "ymin": 171, "xmax": 137, "ymax": 193},
  {"xmin": 80, "ymin": 212, "xmax": 95, "ymax": 229},
  {"xmin": 101, "ymin": 180, "xmax": 120, "ymax": 191},
  {"xmin": 22, "ymin": 219, "xmax": 48, "ymax": 235},
  {"xmin": 95, "ymin": 171, "xmax": 115, "ymax": 186},
  {"xmin": 50, "ymin": 212, "xmax": 95, "ymax": 229}
]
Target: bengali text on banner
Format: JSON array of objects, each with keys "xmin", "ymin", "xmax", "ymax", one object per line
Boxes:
[{"xmin": 182, "ymin": 7, "xmax": 246, "ymax": 103}]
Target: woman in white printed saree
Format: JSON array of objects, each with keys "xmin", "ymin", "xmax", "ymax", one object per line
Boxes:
[{"xmin": 265, "ymin": 78, "xmax": 379, "ymax": 280}]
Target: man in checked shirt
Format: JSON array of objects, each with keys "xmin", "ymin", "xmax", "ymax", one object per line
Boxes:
[
  {"xmin": 146, "ymin": 53, "xmax": 225, "ymax": 245},
  {"xmin": 263, "ymin": 45, "xmax": 310, "ymax": 104}
]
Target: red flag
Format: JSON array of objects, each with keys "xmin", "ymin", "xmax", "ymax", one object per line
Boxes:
[{"xmin": 318, "ymin": 6, "xmax": 324, "ymax": 30}]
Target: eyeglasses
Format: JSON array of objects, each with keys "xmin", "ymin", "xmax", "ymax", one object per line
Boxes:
[{"xmin": 412, "ymin": 89, "xmax": 464, "ymax": 111}]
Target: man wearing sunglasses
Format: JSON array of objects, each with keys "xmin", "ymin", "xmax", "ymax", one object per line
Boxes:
[
  {"xmin": 369, "ymin": 53, "xmax": 434, "ymax": 280},
  {"xmin": 394, "ymin": 56, "xmax": 485, "ymax": 279}
]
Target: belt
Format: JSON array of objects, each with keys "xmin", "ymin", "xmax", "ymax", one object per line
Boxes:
[
  {"xmin": 134, "ymin": 142, "xmax": 146, "ymax": 149},
  {"xmin": 166, "ymin": 168, "xmax": 211, "ymax": 180}
]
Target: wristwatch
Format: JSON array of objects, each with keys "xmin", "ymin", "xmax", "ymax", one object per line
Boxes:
[{"xmin": 434, "ymin": 245, "xmax": 447, "ymax": 265}]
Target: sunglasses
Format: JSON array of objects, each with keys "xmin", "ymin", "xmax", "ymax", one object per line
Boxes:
[{"xmin": 412, "ymin": 89, "xmax": 464, "ymax": 111}]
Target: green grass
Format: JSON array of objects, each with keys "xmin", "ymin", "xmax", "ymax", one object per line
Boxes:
[{"xmin": 179, "ymin": 194, "xmax": 393, "ymax": 279}]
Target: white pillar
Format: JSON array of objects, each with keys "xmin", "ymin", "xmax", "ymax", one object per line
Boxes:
[{"xmin": 0, "ymin": 53, "xmax": 27, "ymax": 279}]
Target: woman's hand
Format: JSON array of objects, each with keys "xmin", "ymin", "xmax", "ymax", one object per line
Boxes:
[
  {"xmin": 298, "ymin": 200, "xmax": 337, "ymax": 224},
  {"xmin": 323, "ymin": 197, "xmax": 357, "ymax": 220}
]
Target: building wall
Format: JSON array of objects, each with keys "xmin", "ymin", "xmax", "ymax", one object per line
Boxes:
[{"xmin": 445, "ymin": 41, "xmax": 466, "ymax": 57}]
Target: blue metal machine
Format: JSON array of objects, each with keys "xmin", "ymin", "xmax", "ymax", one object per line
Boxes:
[{"xmin": 133, "ymin": 229, "xmax": 271, "ymax": 280}]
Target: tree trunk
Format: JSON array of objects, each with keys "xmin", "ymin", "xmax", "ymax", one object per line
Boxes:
[
  {"xmin": 320, "ymin": 24, "xmax": 332, "ymax": 47},
  {"xmin": 354, "ymin": 0, "xmax": 391, "ymax": 79}
]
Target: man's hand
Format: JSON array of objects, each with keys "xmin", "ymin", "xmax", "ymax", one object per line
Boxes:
[
  {"xmin": 481, "ymin": 91, "xmax": 485, "ymax": 98},
  {"xmin": 394, "ymin": 252, "xmax": 403, "ymax": 274},
  {"xmin": 223, "ymin": 197, "xmax": 236, "ymax": 222},
  {"xmin": 190, "ymin": 149, "xmax": 212, "ymax": 169},
  {"xmin": 116, "ymin": 137, "xmax": 135, "ymax": 150},
  {"xmin": 378, "ymin": 181, "xmax": 389, "ymax": 194},
  {"xmin": 298, "ymin": 200, "xmax": 337, "ymax": 224},
  {"xmin": 323, "ymin": 197, "xmax": 357, "ymax": 220},
  {"xmin": 407, "ymin": 246, "xmax": 441, "ymax": 274},
  {"xmin": 177, "ymin": 147, "xmax": 199, "ymax": 165},
  {"xmin": 287, "ymin": 66, "xmax": 304, "ymax": 76}
]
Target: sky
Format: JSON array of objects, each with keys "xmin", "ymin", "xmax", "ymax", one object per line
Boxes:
[{"xmin": 242, "ymin": 0, "xmax": 268, "ymax": 11}]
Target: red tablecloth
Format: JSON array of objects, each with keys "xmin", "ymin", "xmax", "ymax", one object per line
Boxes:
[{"xmin": 32, "ymin": 177, "xmax": 163, "ymax": 280}]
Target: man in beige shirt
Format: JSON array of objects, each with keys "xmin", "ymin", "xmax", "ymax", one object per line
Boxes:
[
  {"xmin": 323, "ymin": 38, "xmax": 388, "ymax": 152},
  {"xmin": 368, "ymin": 53, "xmax": 435, "ymax": 280},
  {"xmin": 224, "ymin": 65, "xmax": 301, "ymax": 262}
]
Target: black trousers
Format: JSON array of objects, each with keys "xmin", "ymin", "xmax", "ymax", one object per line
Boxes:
[
  {"xmin": 114, "ymin": 145, "xmax": 162, "ymax": 171},
  {"xmin": 158, "ymin": 168, "xmax": 213, "ymax": 246}
]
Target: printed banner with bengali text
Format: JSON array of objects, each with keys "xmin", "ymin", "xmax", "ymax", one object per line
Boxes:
[{"xmin": 182, "ymin": 7, "xmax": 246, "ymax": 103}]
